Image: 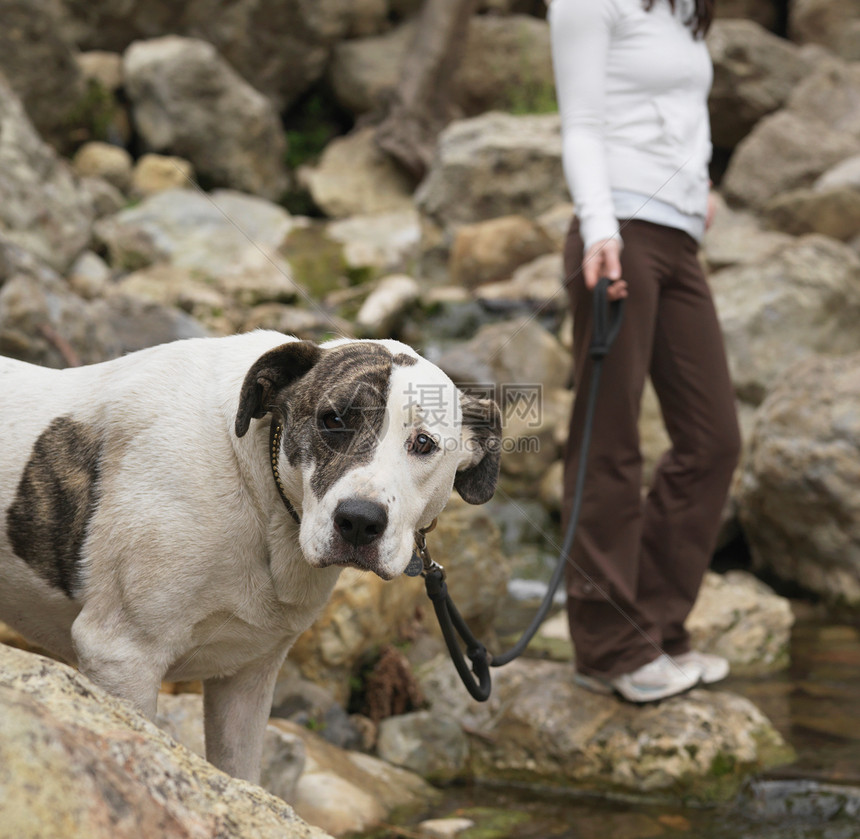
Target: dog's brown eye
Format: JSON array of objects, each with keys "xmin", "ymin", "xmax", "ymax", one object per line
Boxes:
[
  {"xmin": 412, "ymin": 432, "xmax": 437, "ymax": 455},
  {"xmin": 321, "ymin": 412, "xmax": 346, "ymax": 432}
]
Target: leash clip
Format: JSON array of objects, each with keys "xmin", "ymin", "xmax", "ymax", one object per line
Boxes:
[{"xmin": 406, "ymin": 520, "xmax": 444, "ymax": 579}]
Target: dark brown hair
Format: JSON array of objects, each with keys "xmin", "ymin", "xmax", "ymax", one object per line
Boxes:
[{"xmin": 643, "ymin": 0, "xmax": 714, "ymax": 38}]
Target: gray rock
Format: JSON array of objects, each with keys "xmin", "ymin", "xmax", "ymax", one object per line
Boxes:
[
  {"xmin": 94, "ymin": 188, "xmax": 300, "ymax": 299},
  {"xmin": 330, "ymin": 15, "xmax": 553, "ymax": 120},
  {"xmin": 712, "ymin": 235, "xmax": 860, "ymax": 405},
  {"xmin": 356, "ymin": 274, "xmax": 420, "ymax": 337},
  {"xmin": 239, "ymin": 304, "xmax": 354, "ymax": 344},
  {"xmin": 267, "ymin": 719, "xmax": 438, "ymax": 838},
  {"xmin": 419, "ymin": 655, "xmax": 792, "ymax": 801},
  {"xmin": 92, "ymin": 295, "xmax": 210, "ymax": 355},
  {"xmin": 722, "ymin": 110, "xmax": 858, "ymax": 211},
  {"xmin": 131, "ymin": 153, "xmax": 196, "ymax": 197},
  {"xmin": 474, "ymin": 252, "xmax": 566, "ymax": 312},
  {"xmin": 69, "ymin": 0, "xmax": 392, "ymax": 111},
  {"xmin": 715, "ymin": 0, "xmax": 779, "ymax": 29},
  {"xmin": 377, "ymin": 711, "xmax": 469, "ymax": 782},
  {"xmin": 66, "ymin": 250, "xmax": 112, "ymax": 299},
  {"xmin": 449, "ymin": 214, "xmax": 555, "ymax": 289},
  {"xmin": 702, "ymin": 194, "xmax": 795, "ymax": 272},
  {"xmin": 0, "ymin": 645, "xmax": 333, "ymax": 839},
  {"xmin": 72, "ymin": 141, "xmax": 134, "ymax": 193},
  {"xmin": 764, "ymin": 184, "xmax": 860, "ymax": 241},
  {"xmin": 300, "ymin": 127, "xmax": 415, "ymax": 219},
  {"xmin": 437, "ymin": 317, "xmax": 570, "ymax": 394},
  {"xmin": 453, "ymin": 15, "xmax": 554, "ymax": 116},
  {"xmin": 737, "ymin": 352, "xmax": 860, "ymax": 605},
  {"xmin": 790, "ymin": 0, "xmax": 860, "ymax": 61},
  {"xmin": 0, "ymin": 270, "xmax": 121, "ymax": 367},
  {"xmin": 0, "ymin": 0, "xmax": 84, "ymax": 148},
  {"xmin": 326, "ymin": 209, "xmax": 423, "ymax": 275},
  {"xmin": 416, "ymin": 112, "xmax": 567, "ymax": 229},
  {"xmin": 329, "ymin": 22, "xmax": 415, "ymax": 115},
  {"xmin": 156, "ymin": 693, "xmax": 307, "ymax": 805},
  {"xmin": 77, "ymin": 50, "xmax": 124, "ymax": 94},
  {"xmin": 78, "ymin": 175, "xmax": 126, "ymax": 219},
  {"xmin": 0, "ymin": 76, "xmax": 94, "ymax": 273},
  {"xmin": 123, "ymin": 36, "xmax": 288, "ymax": 200},
  {"xmin": 788, "ymin": 60, "xmax": 860, "ymax": 140},
  {"xmin": 707, "ymin": 19, "xmax": 813, "ymax": 149},
  {"xmin": 686, "ymin": 571, "xmax": 795, "ymax": 674}
]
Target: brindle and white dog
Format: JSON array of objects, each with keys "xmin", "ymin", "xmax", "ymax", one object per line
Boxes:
[{"xmin": 0, "ymin": 331, "xmax": 500, "ymax": 782}]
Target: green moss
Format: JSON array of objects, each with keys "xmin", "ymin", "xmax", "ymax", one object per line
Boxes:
[
  {"xmin": 281, "ymin": 225, "xmax": 349, "ymax": 299},
  {"xmin": 709, "ymin": 752, "xmax": 736, "ymax": 778},
  {"xmin": 504, "ymin": 79, "xmax": 559, "ymax": 115},
  {"xmin": 458, "ymin": 806, "xmax": 533, "ymax": 839},
  {"xmin": 64, "ymin": 79, "xmax": 119, "ymax": 144}
]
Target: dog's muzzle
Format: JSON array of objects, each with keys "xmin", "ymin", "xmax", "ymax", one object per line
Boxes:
[{"xmin": 334, "ymin": 498, "xmax": 388, "ymax": 547}]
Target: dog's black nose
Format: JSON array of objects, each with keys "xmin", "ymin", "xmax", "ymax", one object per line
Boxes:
[{"xmin": 334, "ymin": 499, "xmax": 388, "ymax": 547}]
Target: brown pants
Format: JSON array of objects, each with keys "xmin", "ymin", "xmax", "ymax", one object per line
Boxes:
[{"xmin": 562, "ymin": 218, "xmax": 741, "ymax": 679}]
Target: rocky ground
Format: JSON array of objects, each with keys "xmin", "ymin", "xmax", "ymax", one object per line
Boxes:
[{"xmin": 2, "ymin": 0, "xmax": 860, "ymax": 836}]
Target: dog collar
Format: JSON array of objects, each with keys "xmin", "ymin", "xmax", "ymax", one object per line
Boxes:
[{"xmin": 269, "ymin": 419, "xmax": 301, "ymax": 525}]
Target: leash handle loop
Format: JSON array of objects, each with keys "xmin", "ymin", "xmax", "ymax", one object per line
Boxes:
[{"xmin": 590, "ymin": 277, "xmax": 625, "ymax": 360}]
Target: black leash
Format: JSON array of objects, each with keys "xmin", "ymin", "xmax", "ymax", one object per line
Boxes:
[{"xmin": 417, "ymin": 277, "xmax": 625, "ymax": 701}]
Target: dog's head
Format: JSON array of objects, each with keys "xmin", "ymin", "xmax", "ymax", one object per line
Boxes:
[{"xmin": 235, "ymin": 338, "xmax": 500, "ymax": 579}]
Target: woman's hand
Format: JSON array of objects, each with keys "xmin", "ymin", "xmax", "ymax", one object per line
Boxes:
[{"xmin": 583, "ymin": 237, "xmax": 627, "ymax": 300}]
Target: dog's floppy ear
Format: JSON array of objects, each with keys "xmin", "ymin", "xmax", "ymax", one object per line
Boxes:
[
  {"xmin": 235, "ymin": 341, "xmax": 322, "ymax": 437},
  {"xmin": 454, "ymin": 392, "xmax": 501, "ymax": 504}
]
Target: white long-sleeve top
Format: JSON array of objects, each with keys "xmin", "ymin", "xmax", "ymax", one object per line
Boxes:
[{"xmin": 548, "ymin": 0, "xmax": 713, "ymax": 251}]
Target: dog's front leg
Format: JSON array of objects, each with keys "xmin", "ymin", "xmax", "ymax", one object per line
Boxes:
[
  {"xmin": 71, "ymin": 608, "xmax": 166, "ymax": 719},
  {"xmin": 202, "ymin": 650, "xmax": 288, "ymax": 783}
]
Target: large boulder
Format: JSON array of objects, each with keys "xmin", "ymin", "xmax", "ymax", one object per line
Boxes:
[
  {"xmin": 299, "ymin": 127, "xmax": 415, "ymax": 219},
  {"xmin": 449, "ymin": 214, "xmax": 555, "ymax": 289},
  {"xmin": 64, "ymin": 0, "xmax": 390, "ymax": 112},
  {"xmin": 788, "ymin": 60, "xmax": 860, "ymax": 139},
  {"xmin": 723, "ymin": 61, "xmax": 860, "ymax": 210},
  {"xmin": 436, "ymin": 317, "xmax": 571, "ymax": 393},
  {"xmin": 715, "ymin": 0, "xmax": 779, "ymax": 29},
  {"xmin": 154, "ymin": 693, "xmax": 436, "ymax": 837},
  {"xmin": 417, "ymin": 655, "xmax": 792, "ymax": 802},
  {"xmin": 711, "ymin": 235, "xmax": 860, "ymax": 405},
  {"xmin": 329, "ymin": 22, "xmax": 415, "ymax": 115},
  {"xmin": 790, "ymin": 0, "xmax": 860, "ymax": 61},
  {"xmin": 416, "ymin": 112, "xmax": 567, "ymax": 230},
  {"xmin": 685, "ymin": 571, "xmax": 795, "ymax": 674},
  {"xmin": 329, "ymin": 15, "xmax": 553, "ymax": 119},
  {"xmin": 0, "ymin": 266, "xmax": 208, "ymax": 367},
  {"xmin": 0, "ymin": 0, "xmax": 84, "ymax": 148},
  {"xmin": 0, "ymin": 77, "xmax": 94, "ymax": 273},
  {"xmin": 123, "ymin": 36, "xmax": 288, "ymax": 200},
  {"xmin": 701, "ymin": 194, "xmax": 794, "ymax": 272},
  {"xmin": 722, "ymin": 110, "xmax": 857, "ymax": 211},
  {"xmin": 0, "ymin": 644, "xmax": 333, "ymax": 839},
  {"xmin": 453, "ymin": 15, "xmax": 554, "ymax": 116},
  {"xmin": 707, "ymin": 19, "xmax": 813, "ymax": 150},
  {"xmin": 737, "ymin": 352, "xmax": 860, "ymax": 605},
  {"xmin": 94, "ymin": 188, "xmax": 300, "ymax": 297}
]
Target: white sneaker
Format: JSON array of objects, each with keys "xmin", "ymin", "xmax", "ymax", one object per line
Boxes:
[
  {"xmin": 673, "ymin": 650, "xmax": 730, "ymax": 685},
  {"xmin": 609, "ymin": 654, "xmax": 702, "ymax": 703}
]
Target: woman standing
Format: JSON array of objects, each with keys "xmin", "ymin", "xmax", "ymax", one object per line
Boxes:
[{"xmin": 549, "ymin": 0, "xmax": 741, "ymax": 702}]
